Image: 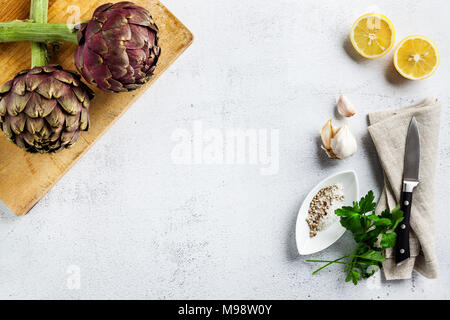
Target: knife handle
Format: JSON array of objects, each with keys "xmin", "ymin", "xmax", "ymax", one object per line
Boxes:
[{"xmin": 395, "ymin": 191, "xmax": 413, "ymax": 264}]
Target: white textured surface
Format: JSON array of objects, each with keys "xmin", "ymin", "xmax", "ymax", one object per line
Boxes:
[{"xmin": 1, "ymin": 0, "xmax": 449, "ymax": 299}]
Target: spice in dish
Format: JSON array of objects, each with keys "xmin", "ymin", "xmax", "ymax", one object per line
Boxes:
[{"xmin": 306, "ymin": 184, "xmax": 344, "ymax": 237}]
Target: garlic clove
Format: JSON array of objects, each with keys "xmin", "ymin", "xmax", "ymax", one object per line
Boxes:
[
  {"xmin": 337, "ymin": 93, "xmax": 356, "ymax": 118},
  {"xmin": 330, "ymin": 123, "xmax": 357, "ymax": 160},
  {"xmin": 321, "ymin": 145, "xmax": 338, "ymax": 159},
  {"xmin": 320, "ymin": 119, "xmax": 335, "ymax": 150}
]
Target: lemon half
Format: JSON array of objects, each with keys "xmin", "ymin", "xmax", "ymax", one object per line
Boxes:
[
  {"xmin": 394, "ymin": 36, "xmax": 440, "ymax": 80},
  {"xmin": 350, "ymin": 13, "xmax": 395, "ymax": 59}
]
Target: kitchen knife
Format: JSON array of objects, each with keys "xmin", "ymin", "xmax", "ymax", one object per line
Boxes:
[{"xmin": 395, "ymin": 116, "xmax": 421, "ymax": 264}]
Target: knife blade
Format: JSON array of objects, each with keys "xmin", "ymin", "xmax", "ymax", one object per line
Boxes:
[{"xmin": 395, "ymin": 116, "xmax": 421, "ymax": 264}]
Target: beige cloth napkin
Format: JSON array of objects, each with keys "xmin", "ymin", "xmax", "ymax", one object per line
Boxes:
[{"xmin": 368, "ymin": 98, "xmax": 441, "ymax": 280}]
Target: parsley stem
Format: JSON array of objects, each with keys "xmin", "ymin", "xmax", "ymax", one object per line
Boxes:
[
  {"xmin": 306, "ymin": 260, "xmax": 347, "ymax": 263},
  {"xmin": 307, "ymin": 255, "xmax": 351, "ymax": 275}
]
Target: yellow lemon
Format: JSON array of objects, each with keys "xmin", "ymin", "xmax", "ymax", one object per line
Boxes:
[
  {"xmin": 394, "ymin": 36, "xmax": 440, "ymax": 80},
  {"xmin": 350, "ymin": 13, "xmax": 395, "ymax": 59}
]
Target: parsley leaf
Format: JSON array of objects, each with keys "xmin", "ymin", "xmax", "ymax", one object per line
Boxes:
[
  {"xmin": 358, "ymin": 190, "xmax": 377, "ymax": 213},
  {"xmin": 380, "ymin": 232, "xmax": 397, "ymax": 248},
  {"xmin": 306, "ymin": 190, "xmax": 404, "ymax": 285},
  {"xmin": 356, "ymin": 249, "xmax": 385, "ymax": 262}
]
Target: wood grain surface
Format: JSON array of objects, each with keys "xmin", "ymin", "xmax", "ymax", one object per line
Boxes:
[{"xmin": 0, "ymin": 0, "xmax": 193, "ymax": 216}]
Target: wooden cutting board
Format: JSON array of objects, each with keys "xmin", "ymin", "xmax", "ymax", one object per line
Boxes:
[{"xmin": 0, "ymin": 0, "xmax": 193, "ymax": 216}]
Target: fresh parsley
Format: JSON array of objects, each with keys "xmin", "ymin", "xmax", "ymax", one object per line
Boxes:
[{"xmin": 306, "ymin": 190, "xmax": 404, "ymax": 285}]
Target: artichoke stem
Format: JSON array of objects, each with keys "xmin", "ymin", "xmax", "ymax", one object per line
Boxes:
[
  {"xmin": 0, "ymin": 22, "xmax": 79, "ymax": 44},
  {"xmin": 30, "ymin": 0, "xmax": 49, "ymax": 68}
]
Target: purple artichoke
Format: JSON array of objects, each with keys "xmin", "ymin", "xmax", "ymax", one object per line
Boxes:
[
  {"xmin": 0, "ymin": 65, "xmax": 93, "ymax": 153},
  {"xmin": 74, "ymin": 1, "xmax": 161, "ymax": 93}
]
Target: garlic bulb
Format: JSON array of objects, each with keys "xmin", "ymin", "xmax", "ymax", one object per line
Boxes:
[
  {"xmin": 320, "ymin": 120, "xmax": 357, "ymax": 160},
  {"xmin": 337, "ymin": 93, "xmax": 356, "ymax": 117},
  {"xmin": 330, "ymin": 124, "xmax": 357, "ymax": 159}
]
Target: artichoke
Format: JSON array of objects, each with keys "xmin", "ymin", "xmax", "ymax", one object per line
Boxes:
[
  {"xmin": 74, "ymin": 1, "xmax": 161, "ymax": 92},
  {"xmin": 0, "ymin": 65, "xmax": 94, "ymax": 153}
]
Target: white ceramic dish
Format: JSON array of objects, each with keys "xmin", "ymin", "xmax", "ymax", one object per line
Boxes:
[{"xmin": 295, "ymin": 170, "xmax": 359, "ymax": 255}]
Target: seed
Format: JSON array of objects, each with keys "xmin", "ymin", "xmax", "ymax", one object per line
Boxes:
[{"xmin": 307, "ymin": 184, "xmax": 343, "ymax": 237}]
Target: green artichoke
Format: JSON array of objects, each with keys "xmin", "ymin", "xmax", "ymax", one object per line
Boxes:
[
  {"xmin": 0, "ymin": 65, "xmax": 94, "ymax": 153},
  {"xmin": 74, "ymin": 1, "xmax": 161, "ymax": 92}
]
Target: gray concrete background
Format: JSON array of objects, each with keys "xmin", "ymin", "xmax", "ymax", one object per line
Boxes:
[{"xmin": 0, "ymin": 0, "xmax": 449, "ymax": 299}]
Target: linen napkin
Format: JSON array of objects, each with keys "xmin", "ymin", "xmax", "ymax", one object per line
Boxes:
[{"xmin": 368, "ymin": 98, "xmax": 441, "ymax": 280}]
